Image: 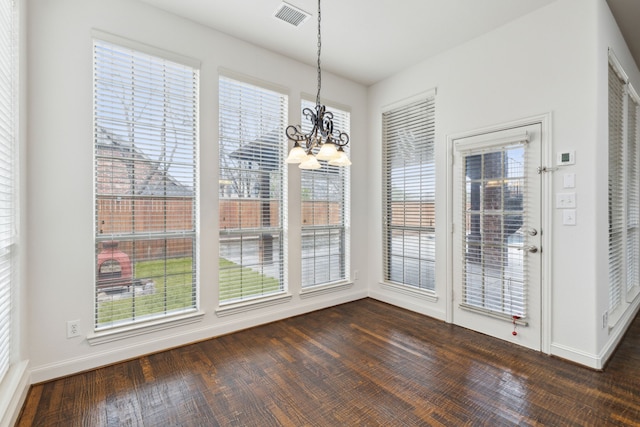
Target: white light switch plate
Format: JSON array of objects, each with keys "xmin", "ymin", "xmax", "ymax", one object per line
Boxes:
[
  {"xmin": 563, "ymin": 173, "xmax": 575, "ymax": 188},
  {"xmin": 563, "ymin": 209, "xmax": 576, "ymax": 225},
  {"xmin": 556, "ymin": 192, "xmax": 576, "ymax": 209}
]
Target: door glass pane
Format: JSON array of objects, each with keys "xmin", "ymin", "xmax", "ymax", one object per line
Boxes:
[{"xmin": 462, "ymin": 146, "xmax": 527, "ymax": 318}]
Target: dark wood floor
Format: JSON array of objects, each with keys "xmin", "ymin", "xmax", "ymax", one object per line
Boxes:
[{"xmin": 16, "ymin": 299, "xmax": 640, "ymax": 426}]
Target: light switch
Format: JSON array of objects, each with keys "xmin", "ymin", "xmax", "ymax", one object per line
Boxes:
[
  {"xmin": 556, "ymin": 192, "xmax": 576, "ymax": 209},
  {"xmin": 563, "ymin": 209, "xmax": 576, "ymax": 225},
  {"xmin": 563, "ymin": 173, "xmax": 575, "ymax": 188}
]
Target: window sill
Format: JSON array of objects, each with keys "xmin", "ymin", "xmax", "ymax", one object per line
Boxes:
[
  {"xmin": 300, "ymin": 281, "xmax": 353, "ymax": 299},
  {"xmin": 379, "ymin": 281, "xmax": 438, "ymax": 303},
  {"xmin": 216, "ymin": 293, "xmax": 293, "ymax": 317},
  {"xmin": 87, "ymin": 310, "xmax": 205, "ymax": 346}
]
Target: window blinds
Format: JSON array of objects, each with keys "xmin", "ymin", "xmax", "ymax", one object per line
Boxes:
[
  {"xmin": 609, "ymin": 62, "xmax": 627, "ymax": 313},
  {"xmin": 382, "ymin": 97, "xmax": 436, "ymax": 290},
  {"xmin": 301, "ymin": 99, "xmax": 350, "ymax": 287},
  {"xmin": 459, "ymin": 142, "xmax": 528, "ymax": 320},
  {"xmin": 93, "ymin": 39, "xmax": 199, "ymax": 329},
  {"xmin": 218, "ymin": 76, "xmax": 287, "ymax": 304},
  {"xmin": 0, "ymin": 0, "xmax": 16, "ymax": 383},
  {"xmin": 626, "ymin": 95, "xmax": 639, "ymax": 295}
]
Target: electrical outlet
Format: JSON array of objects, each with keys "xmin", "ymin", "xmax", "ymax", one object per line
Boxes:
[
  {"xmin": 67, "ymin": 320, "xmax": 80, "ymax": 338},
  {"xmin": 602, "ymin": 311, "xmax": 608, "ymax": 329},
  {"xmin": 353, "ymin": 270, "xmax": 359, "ymax": 281}
]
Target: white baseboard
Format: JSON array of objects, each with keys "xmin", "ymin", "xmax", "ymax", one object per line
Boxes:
[
  {"xmin": 550, "ymin": 343, "xmax": 601, "ymax": 369},
  {"xmin": 0, "ymin": 360, "xmax": 30, "ymax": 427},
  {"xmin": 599, "ymin": 299, "xmax": 640, "ymax": 369},
  {"xmin": 368, "ymin": 289, "xmax": 446, "ymax": 321},
  {"xmin": 29, "ymin": 289, "xmax": 368, "ymax": 384}
]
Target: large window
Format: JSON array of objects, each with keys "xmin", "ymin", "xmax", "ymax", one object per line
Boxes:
[
  {"xmin": 300, "ymin": 99, "xmax": 350, "ymax": 288},
  {"xmin": 0, "ymin": 0, "xmax": 16, "ymax": 383},
  {"xmin": 218, "ymin": 76, "xmax": 287, "ymax": 304},
  {"xmin": 93, "ymin": 38, "xmax": 199, "ymax": 330},
  {"xmin": 608, "ymin": 52, "xmax": 640, "ymax": 316},
  {"xmin": 382, "ymin": 97, "xmax": 436, "ymax": 291}
]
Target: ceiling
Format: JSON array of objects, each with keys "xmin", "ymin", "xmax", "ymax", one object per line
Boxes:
[
  {"xmin": 607, "ymin": 0, "xmax": 640, "ymax": 72},
  {"xmin": 138, "ymin": 0, "xmax": 638, "ymax": 86}
]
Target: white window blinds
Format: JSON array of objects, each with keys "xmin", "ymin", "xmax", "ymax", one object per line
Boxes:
[
  {"xmin": 609, "ymin": 62, "xmax": 625, "ymax": 313},
  {"xmin": 0, "ymin": 0, "xmax": 16, "ymax": 383},
  {"xmin": 218, "ymin": 76, "xmax": 287, "ymax": 304},
  {"xmin": 382, "ymin": 97, "xmax": 436, "ymax": 291},
  {"xmin": 608, "ymin": 54, "xmax": 640, "ymax": 315},
  {"xmin": 93, "ymin": 39, "xmax": 199, "ymax": 329},
  {"xmin": 626, "ymin": 93, "xmax": 639, "ymax": 296},
  {"xmin": 301, "ymin": 99, "xmax": 350, "ymax": 287},
  {"xmin": 459, "ymin": 142, "xmax": 528, "ymax": 320}
]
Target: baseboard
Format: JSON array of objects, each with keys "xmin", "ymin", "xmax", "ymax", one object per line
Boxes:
[
  {"xmin": 0, "ymin": 360, "xmax": 30, "ymax": 427},
  {"xmin": 368, "ymin": 289, "xmax": 446, "ymax": 321},
  {"xmin": 599, "ymin": 299, "xmax": 640, "ymax": 369},
  {"xmin": 29, "ymin": 289, "xmax": 368, "ymax": 384},
  {"xmin": 550, "ymin": 343, "xmax": 601, "ymax": 369}
]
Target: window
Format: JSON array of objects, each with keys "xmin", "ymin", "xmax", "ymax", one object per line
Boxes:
[
  {"xmin": 382, "ymin": 97, "xmax": 436, "ymax": 291},
  {"xmin": 0, "ymin": 0, "xmax": 16, "ymax": 383},
  {"xmin": 608, "ymin": 51, "xmax": 640, "ymax": 315},
  {"xmin": 218, "ymin": 76, "xmax": 287, "ymax": 304},
  {"xmin": 300, "ymin": 99, "xmax": 350, "ymax": 287},
  {"xmin": 93, "ymin": 38, "xmax": 199, "ymax": 330}
]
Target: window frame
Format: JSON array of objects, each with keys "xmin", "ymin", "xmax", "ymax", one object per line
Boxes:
[
  {"xmin": 300, "ymin": 97, "xmax": 351, "ymax": 290},
  {"xmin": 381, "ymin": 94, "xmax": 437, "ymax": 296},
  {"xmin": 217, "ymin": 73, "xmax": 289, "ymax": 309},
  {"xmin": 91, "ymin": 33, "xmax": 201, "ymax": 334},
  {"xmin": 608, "ymin": 49, "xmax": 640, "ymax": 323}
]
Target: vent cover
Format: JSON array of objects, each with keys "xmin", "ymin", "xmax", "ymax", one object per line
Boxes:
[{"xmin": 274, "ymin": 2, "xmax": 310, "ymax": 27}]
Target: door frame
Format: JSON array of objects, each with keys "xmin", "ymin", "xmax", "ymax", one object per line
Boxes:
[{"xmin": 445, "ymin": 113, "xmax": 553, "ymax": 354}]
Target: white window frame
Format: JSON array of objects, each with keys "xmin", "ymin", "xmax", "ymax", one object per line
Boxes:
[
  {"xmin": 608, "ymin": 49, "xmax": 640, "ymax": 324},
  {"xmin": 381, "ymin": 93, "xmax": 437, "ymax": 297},
  {"xmin": 0, "ymin": 0, "xmax": 17, "ymax": 387},
  {"xmin": 91, "ymin": 33, "xmax": 200, "ymax": 335},
  {"xmin": 217, "ymin": 73, "xmax": 289, "ymax": 311},
  {"xmin": 300, "ymin": 98, "xmax": 351, "ymax": 290}
]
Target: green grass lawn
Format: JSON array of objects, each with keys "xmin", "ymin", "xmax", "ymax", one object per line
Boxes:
[{"xmin": 97, "ymin": 257, "xmax": 281, "ymax": 326}]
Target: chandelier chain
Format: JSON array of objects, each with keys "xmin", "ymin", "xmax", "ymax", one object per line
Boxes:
[{"xmin": 316, "ymin": 0, "xmax": 321, "ymax": 106}]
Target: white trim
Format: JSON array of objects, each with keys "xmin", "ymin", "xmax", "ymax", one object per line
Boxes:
[
  {"xmin": 381, "ymin": 88, "xmax": 437, "ymax": 114},
  {"xmin": 31, "ymin": 291, "xmax": 366, "ymax": 384},
  {"xmin": 550, "ymin": 343, "xmax": 601, "ymax": 370},
  {"xmin": 379, "ymin": 281, "xmax": 439, "ymax": 303},
  {"xmin": 0, "ymin": 360, "xmax": 29, "ymax": 427},
  {"xmin": 300, "ymin": 92, "xmax": 352, "ymax": 113},
  {"xmin": 608, "ymin": 48, "xmax": 629, "ymax": 83},
  {"xmin": 87, "ymin": 310, "xmax": 205, "ymax": 346},
  {"xmin": 300, "ymin": 281, "xmax": 353, "ymax": 299},
  {"xmin": 454, "ymin": 132, "xmax": 529, "ymax": 154},
  {"xmin": 91, "ymin": 29, "xmax": 201, "ymax": 69},
  {"xmin": 218, "ymin": 67, "xmax": 290, "ymax": 97},
  {"xmin": 446, "ymin": 113, "xmax": 553, "ymax": 354},
  {"xmin": 216, "ymin": 293, "xmax": 293, "ymax": 317}
]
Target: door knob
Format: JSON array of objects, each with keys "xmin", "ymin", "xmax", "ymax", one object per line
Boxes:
[
  {"xmin": 527, "ymin": 228, "xmax": 538, "ymax": 236},
  {"xmin": 518, "ymin": 245, "xmax": 539, "ymax": 253}
]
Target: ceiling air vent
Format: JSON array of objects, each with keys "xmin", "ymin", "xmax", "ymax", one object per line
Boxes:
[{"xmin": 274, "ymin": 2, "xmax": 310, "ymax": 27}]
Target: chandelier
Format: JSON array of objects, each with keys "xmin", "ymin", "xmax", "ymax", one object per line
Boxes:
[{"xmin": 285, "ymin": 0, "xmax": 351, "ymax": 169}]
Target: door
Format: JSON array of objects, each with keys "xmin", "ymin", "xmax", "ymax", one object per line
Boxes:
[{"xmin": 452, "ymin": 123, "xmax": 542, "ymax": 351}]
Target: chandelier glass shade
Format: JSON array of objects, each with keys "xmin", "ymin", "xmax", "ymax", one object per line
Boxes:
[{"xmin": 285, "ymin": 0, "xmax": 351, "ymax": 169}]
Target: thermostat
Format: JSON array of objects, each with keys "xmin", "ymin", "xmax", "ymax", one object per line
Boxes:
[{"xmin": 557, "ymin": 150, "xmax": 575, "ymax": 166}]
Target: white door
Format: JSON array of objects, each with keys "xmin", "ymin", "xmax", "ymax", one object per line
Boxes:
[{"xmin": 452, "ymin": 123, "xmax": 542, "ymax": 351}]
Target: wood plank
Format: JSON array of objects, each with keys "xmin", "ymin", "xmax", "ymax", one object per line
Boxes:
[{"xmin": 15, "ymin": 299, "xmax": 640, "ymax": 426}]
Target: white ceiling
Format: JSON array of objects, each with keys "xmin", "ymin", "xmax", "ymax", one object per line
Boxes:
[
  {"xmin": 138, "ymin": 0, "xmax": 638, "ymax": 86},
  {"xmin": 607, "ymin": 0, "xmax": 640, "ymax": 72}
]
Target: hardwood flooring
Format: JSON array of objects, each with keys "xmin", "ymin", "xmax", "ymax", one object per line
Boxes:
[{"xmin": 16, "ymin": 299, "xmax": 640, "ymax": 426}]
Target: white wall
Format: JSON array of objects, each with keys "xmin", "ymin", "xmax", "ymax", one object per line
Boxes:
[
  {"xmin": 26, "ymin": 0, "xmax": 368, "ymax": 382},
  {"xmin": 367, "ymin": 0, "xmax": 637, "ymax": 368}
]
